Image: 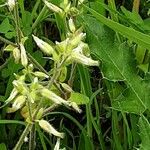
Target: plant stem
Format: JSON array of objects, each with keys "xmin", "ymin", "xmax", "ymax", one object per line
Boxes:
[
  {"xmin": 13, "ymin": 124, "xmax": 32, "ymax": 150},
  {"xmin": 14, "ymin": 2, "xmax": 22, "ymax": 44},
  {"xmin": 0, "ymin": 35, "xmax": 16, "ymax": 46},
  {"xmin": 32, "ymin": 5, "xmax": 48, "ymax": 31},
  {"xmin": 31, "ymin": 0, "xmax": 41, "ymax": 19},
  {"xmin": 132, "ymin": 0, "xmax": 140, "ymax": 13},
  {"xmin": 29, "ymin": 124, "xmax": 36, "ymax": 150}
]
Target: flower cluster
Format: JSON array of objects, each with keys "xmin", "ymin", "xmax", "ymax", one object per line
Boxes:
[{"xmin": 2, "ymin": 0, "xmax": 99, "ymax": 146}]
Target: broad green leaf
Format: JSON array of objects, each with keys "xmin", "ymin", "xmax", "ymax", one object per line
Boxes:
[
  {"xmin": 83, "ymin": 15, "xmax": 150, "ymax": 113},
  {"xmin": 22, "ymin": 11, "xmax": 32, "ymax": 36},
  {"xmin": 139, "ymin": 115, "xmax": 150, "ymax": 150},
  {"xmin": 0, "ymin": 18, "xmax": 12, "ymax": 33},
  {"xmin": 0, "ymin": 143, "xmax": 7, "ymax": 150},
  {"xmin": 31, "ymin": 51, "xmax": 46, "ymax": 66},
  {"xmin": 84, "ymin": 5, "xmax": 150, "ymax": 51},
  {"xmin": 69, "ymin": 92, "xmax": 89, "ymax": 105}
]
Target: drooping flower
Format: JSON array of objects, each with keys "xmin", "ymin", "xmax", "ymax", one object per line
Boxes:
[
  {"xmin": 12, "ymin": 95, "xmax": 26, "ymax": 110},
  {"xmin": 68, "ymin": 18, "xmax": 76, "ymax": 33},
  {"xmin": 7, "ymin": 0, "xmax": 15, "ymax": 11},
  {"xmin": 69, "ymin": 102, "xmax": 82, "ymax": 113},
  {"xmin": 32, "ymin": 35, "xmax": 54, "ymax": 55},
  {"xmin": 41, "ymin": 88, "xmax": 69, "ymax": 105},
  {"xmin": 39, "ymin": 119, "xmax": 64, "ymax": 138},
  {"xmin": 13, "ymin": 47, "xmax": 20, "ymax": 64},
  {"xmin": 5, "ymin": 88, "xmax": 18, "ymax": 103},
  {"xmin": 7, "ymin": 95, "xmax": 26, "ymax": 113},
  {"xmin": 20, "ymin": 43, "xmax": 28, "ymax": 67},
  {"xmin": 70, "ymin": 45, "xmax": 99, "ymax": 66},
  {"xmin": 43, "ymin": 0, "xmax": 63, "ymax": 13},
  {"xmin": 33, "ymin": 71, "xmax": 49, "ymax": 79}
]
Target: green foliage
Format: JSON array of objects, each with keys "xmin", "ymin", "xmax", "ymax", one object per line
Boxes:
[
  {"xmin": 83, "ymin": 15, "xmax": 149, "ymax": 113},
  {"xmin": 69, "ymin": 92, "xmax": 89, "ymax": 105},
  {"xmin": 139, "ymin": 115, "xmax": 150, "ymax": 150},
  {"xmin": 0, "ymin": 0, "xmax": 150, "ymax": 149}
]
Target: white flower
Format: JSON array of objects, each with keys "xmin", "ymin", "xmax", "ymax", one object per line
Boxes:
[
  {"xmin": 39, "ymin": 120, "xmax": 64, "ymax": 138},
  {"xmin": 68, "ymin": 18, "xmax": 76, "ymax": 33},
  {"xmin": 54, "ymin": 138, "xmax": 60, "ymax": 150},
  {"xmin": 78, "ymin": 0, "xmax": 85, "ymax": 5},
  {"xmin": 13, "ymin": 80, "xmax": 28, "ymax": 95},
  {"xmin": 71, "ymin": 46, "xmax": 99, "ymax": 66},
  {"xmin": 13, "ymin": 47, "xmax": 20, "ymax": 63},
  {"xmin": 5, "ymin": 88, "xmax": 18, "ymax": 103},
  {"xmin": 20, "ymin": 43, "xmax": 28, "ymax": 67},
  {"xmin": 55, "ymin": 38, "xmax": 69, "ymax": 53},
  {"xmin": 69, "ymin": 102, "xmax": 82, "ymax": 113},
  {"xmin": 7, "ymin": 0, "xmax": 15, "ymax": 11},
  {"xmin": 60, "ymin": 83, "xmax": 73, "ymax": 92},
  {"xmin": 33, "ymin": 71, "xmax": 49, "ymax": 79},
  {"xmin": 41, "ymin": 88, "xmax": 69, "ymax": 106},
  {"xmin": 24, "ymin": 136, "xmax": 28, "ymax": 142},
  {"xmin": 43, "ymin": 0, "xmax": 63, "ymax": 13},
  {"xmin": 70, "ymin": 33, "xmax": 86, "ymax": 49},
  {"xmin": 32, "ymin": 35, "xmax": 54, "ymax": 55},
  {"xmin": 12, "ymin": 95, "xmax": 26, "ymax": 110}
]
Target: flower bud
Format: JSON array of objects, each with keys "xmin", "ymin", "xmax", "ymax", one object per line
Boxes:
[
  {"xmin": 30, "ymin": 77, "xmax": 40, "ymax": 90},
  {"xmin": 32, "ymin": 35, "xmax": 54, "ymax": 55},
  {"xmin": 28, "ymin": 64, "xmax": 34, "ymax": 72},
  {"xmin": 61, "ymin": 83, "xmax": 73, "ymax": 92},
  {"xmin": 20, "ymin": 43, "xmax": 28, "ymax": 67},
  {"xmin": 5, "ymin": 88, "xmax": 18, "ymax": 103},
  {"xmin": 39, "ymin": 119, "xmax": 64, "ymax": 138},
  {"xmin": 54, "ymin": 138, "xmax": 60, "ymax": 150},
  {"xmin": 68, "ymin": 18, "xmax": 76, "ymax": 33},
  {"xmin": 69, "ymin": 102, "xmax": 82, "ymax": 113},
  {"xmin": 12, "ymin": 95, "xmax": 26, "ymax": 110},
  {"xmin": 71, "ymin": 48, "xmax": 99, "ymax": 66},
  {"xmin": 33, "ymin": 71, "xmax": 49, "ymax": 79},
  {"xmin": 21, "ymin": 106, "xmax": 28, "ymax": 118},
  {"xmin": 36, "ymin": 108, "xmax": 44, "ymax": 120},
  {"xmin": 43, "ymin": 0, "xmax": 63, "ymax": 13},
  {"xmin": 24, "ymin": 136, "xmax": 28, "ymax": 143},
  {"xmin": 13, "ymin": 80, "xmax": 28, "ymax": 95},
  {"xmin": 7, "ymin": 0, "xmax": 15, "ymax": 11},
  {"xmin": 69, "ymin": 32, "xmax": 86, "ymax": 49},
  {"xmin": 78, "ymin": 0, "xmax": 85, "ymax": 5},
  {"xmin": 13, "ymin": 47, "xmax": 20, "ymax": 64},
  {"xmin": 41, "ymin": 88, "xmax": 69, "ymax": 105},
  {"xmin": 55, "ymin": 38, "xmax": 69, "ymax": 53}
]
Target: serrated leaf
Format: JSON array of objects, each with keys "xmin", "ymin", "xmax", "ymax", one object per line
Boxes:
[
  {"xmin": 69, "ymin": 92, "xmax": 89, "ymax": 105},
  {"xmin": 139, "ymin": 115, "xmax": 150, "ymax": 150},
  {"xmin": 83, "ymin": 15, "xmax": 150, "ymax": 114}
]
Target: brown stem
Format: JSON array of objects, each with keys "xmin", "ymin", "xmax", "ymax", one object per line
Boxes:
[{"xmin": 132, "ymin": 0, "xmax": 140, "ymax": 13}]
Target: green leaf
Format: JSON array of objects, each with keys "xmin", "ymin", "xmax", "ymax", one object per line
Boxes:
[
  {"xmin": 31, "ymin": 51, "xmax": 46, "ymax": 67},
  {"xmin": 21, "ymin": 11, "xmax": 32, "ymax": 36},
  {"xmin": 139, "ymin": 115, "xmax": 150, "ymax": 150},
  {"xmin": 83, "ymin": 15, "xmax": 150, "ymax": 114},
  {"xmin": 0, "ymin": 18, "xmax": 11, "ymax": 34},
  {"xmin": 0, "ymin": 143, "xmax": 7, "ymax": 150},
  {"xmin": 69, "ymin": 92, "xmax": 89, "ymax": 105},
  {"xmin": 84, "ymin": 5, "xmax": 150, "ymax": 51},
  {"xmin": 5, "ymin": 31, "xmax": 16, "ymax": 39}
]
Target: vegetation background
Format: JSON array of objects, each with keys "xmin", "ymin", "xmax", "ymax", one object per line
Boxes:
[{"xmin": 0, "ymin": 0, "xmax": 150, "ymax": 149}]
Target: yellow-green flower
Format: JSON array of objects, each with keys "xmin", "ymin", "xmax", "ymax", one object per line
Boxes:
[{"xmin": 39, "ymin": 120, "xmax": 64, "ymax": 138}]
